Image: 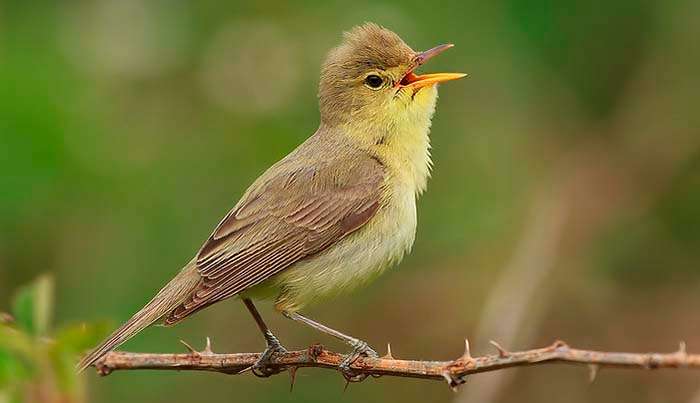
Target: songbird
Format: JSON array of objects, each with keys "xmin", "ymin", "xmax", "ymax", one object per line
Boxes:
[{"xmin": 78, "ymin": 22, "xmax": 466, "ymax": 378}]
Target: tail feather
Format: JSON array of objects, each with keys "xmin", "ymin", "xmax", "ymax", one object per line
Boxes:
[{"xmin": 77, "ymin": 261, "xmax": 200, "ymax": 372}]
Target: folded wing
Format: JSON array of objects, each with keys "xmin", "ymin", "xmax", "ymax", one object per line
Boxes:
[{"xmin": 165, "ymin": 150, "xmax": 384, "ymax": 324}]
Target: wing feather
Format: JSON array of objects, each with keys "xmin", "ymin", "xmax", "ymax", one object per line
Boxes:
[{"xmin": 164, "ymin": 149, "xmax": 384, "ymax": 325}]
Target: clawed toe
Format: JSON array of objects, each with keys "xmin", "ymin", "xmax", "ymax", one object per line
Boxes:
[
  {"xmin": 252, "ymin": 339, "xmax": 288, "ymax": 378},
  {"xmin": 339, "ymin": 339, "xmax": 378, "ymax": 382}
]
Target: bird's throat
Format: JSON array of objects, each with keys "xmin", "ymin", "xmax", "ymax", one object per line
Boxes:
[
  {"xmin": 375, "ymin": 120, "xmax": 433, "ymax": 197},
  {"xmin": 374, "ymin": 88, "xmax": 437, "ymax": 197}
]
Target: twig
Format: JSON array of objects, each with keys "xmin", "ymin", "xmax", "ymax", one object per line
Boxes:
[{"xmin": 93, "ymin": 339, "xmax": 700, "ymax": 388}]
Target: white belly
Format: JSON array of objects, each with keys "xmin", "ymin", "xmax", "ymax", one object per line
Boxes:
[{"xmin": 257, "ymin": 184, "xmax": 418, "ymax": 312}]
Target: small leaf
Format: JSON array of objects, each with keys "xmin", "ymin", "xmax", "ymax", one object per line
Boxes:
[
  {"xmin": 11, "ymin": 287, "xmax": 35, "ymax": 335},
  {"xmin": 10, "ymin": 275, "xmax": 54, "ymax": 336}
]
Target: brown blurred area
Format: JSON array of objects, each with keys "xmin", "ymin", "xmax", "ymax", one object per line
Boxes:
[{"xmin": 1, "ymin": 1, "xmax": 699, "ymax": 402}]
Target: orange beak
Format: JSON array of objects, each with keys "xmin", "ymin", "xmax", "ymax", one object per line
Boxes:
[{"xmin": 399, "ymin": 44, "xmax": 466, "ymax": 90}]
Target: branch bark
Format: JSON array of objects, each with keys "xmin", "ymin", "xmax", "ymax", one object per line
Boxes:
[{"xmin": 93, "ymin": 339, "xmax": 700, "ymax": 388}]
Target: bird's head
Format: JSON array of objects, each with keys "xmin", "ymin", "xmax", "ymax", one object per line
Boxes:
[{"xmin": 318, "ymin": 23, "xmax": 465, "ymax": 133}]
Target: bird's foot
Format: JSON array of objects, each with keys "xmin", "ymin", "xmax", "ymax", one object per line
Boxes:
[
  {"xmin": 251, "ymin": 332, "xmax": 288, "ymax": 378},
  {"xmin": 339, "ymin": 339, "xmax": 378, "ymax": 382}
]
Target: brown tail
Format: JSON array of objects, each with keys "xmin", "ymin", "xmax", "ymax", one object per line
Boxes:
[{"xmin": 77, "ymin": 260, "xmax": 200, "ymax": 372}]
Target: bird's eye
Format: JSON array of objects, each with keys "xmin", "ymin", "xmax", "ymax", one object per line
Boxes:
[{"xmin": 364, "ymin": 74, "xmax": 384, "ymax": 89}]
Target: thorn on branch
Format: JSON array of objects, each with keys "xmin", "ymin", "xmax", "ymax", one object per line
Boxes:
[
  {"xmin": 237, "ymin": 365, "xmax": 254, "ymax": 375},
  {"xmin": 180, "ymin": 337, "xmax": 214, "ymax": 357},
  {"xmin": 203, "ymin": 337, "xmax": 214, "ymax": 355},
  {"xmin": 463, "ymin": 339, "xmax": 472, "ymax": 359},
  {"xmin": 288, "ymin": 367, "xmax": 298, "ymax": 392},
  {"xmin": 382, "ymin": 343, "xmax": 394, "ymax": 360},
  {"xmin": 678, "ymin": 341, "xmax": 688, "ymax": 357},
  {"xmin": 550, "ymin": 340, "xmax": 569, "ymax": 351},
  {"xmin": 588, "ymin": 364, "xmax": 599, "ymax": 383},
  {"xmin": 489, "ymin": 340, "xmax": 510, "ymax": 358},
  {"xmin": 180, "ymin": 339, "xmax": 198, "ymax": 355}
]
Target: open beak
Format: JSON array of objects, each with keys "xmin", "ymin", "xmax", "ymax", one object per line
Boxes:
[{"xmin": 399, "ymin": 44, "xmax": 466, "ymax": 90}]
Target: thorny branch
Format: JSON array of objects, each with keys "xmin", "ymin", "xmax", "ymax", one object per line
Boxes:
[{"xmin": 93, "ymin": 339, "xmax": 700, "ymax": 389}]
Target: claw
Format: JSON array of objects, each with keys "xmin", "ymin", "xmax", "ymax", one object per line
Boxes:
[
  {"xmin": 442, "ymin": 371, "xmax": 466, "ymax": 391},
  {"xmin": 342, "ymin": 370, "xmax": 368, "ymax": 383},
  {"xmin": 339, "ymin": 339, "xmax": 378, "ymax": 382},
  {"xmin": 252, "ymin": 334, "xmax": 288, "ymax": 378}
]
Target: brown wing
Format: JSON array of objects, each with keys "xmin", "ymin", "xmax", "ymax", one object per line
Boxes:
[{"xmin": 165, "ymin": 148, "xmax": 384, "ymax": 324}]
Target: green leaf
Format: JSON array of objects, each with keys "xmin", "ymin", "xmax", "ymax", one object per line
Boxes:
[
  {"xmin": 11, "ymin": 287, "xmax": 34, "ymax": 335},
  {"xmin": 10, "ymin": 275, "xmax": 53, "ymax": 336}
]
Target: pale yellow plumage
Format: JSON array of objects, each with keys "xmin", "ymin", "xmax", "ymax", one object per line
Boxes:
[{"xmin": 78, "ymin": 22, "xmax": 463, "ymax": 373}]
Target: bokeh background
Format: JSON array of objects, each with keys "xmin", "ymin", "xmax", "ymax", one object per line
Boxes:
[{"xmin": 2, "ymin": 0, "xmax": 699, "ymax": 402}]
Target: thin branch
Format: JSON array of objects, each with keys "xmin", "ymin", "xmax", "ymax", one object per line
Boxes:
[{"xmin": 93, "ymin": 340, "xmax": 700, "ymax": 388}]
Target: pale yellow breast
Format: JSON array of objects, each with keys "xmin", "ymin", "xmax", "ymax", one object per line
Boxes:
[{"xmin": 264, "ymin": 180, "xmax": 416, "ymax": 312}]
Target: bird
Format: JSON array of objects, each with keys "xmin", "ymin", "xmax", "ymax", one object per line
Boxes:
[{"xmin": 77, "ymin": 22, "xmax": 466, "ymax": 378}]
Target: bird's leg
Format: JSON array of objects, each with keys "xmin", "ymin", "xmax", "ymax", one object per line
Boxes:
[
  {"xmin": 282, "ymin": 310, "xmax": 377, "ymax": 381},
  {"xmin": 242, "ymin": 298, "xmax": 287, "ymax": 377}
]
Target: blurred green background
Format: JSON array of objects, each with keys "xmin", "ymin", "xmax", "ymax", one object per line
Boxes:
[{"xmin": 1, "ymin": 0, "xmax": 699, "ymax": 402}]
